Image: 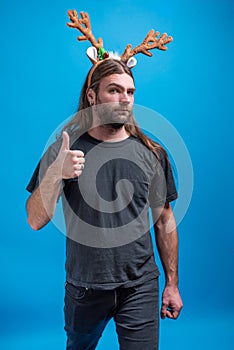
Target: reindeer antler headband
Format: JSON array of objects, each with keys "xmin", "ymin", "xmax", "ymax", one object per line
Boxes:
[{"xmin": 67, "ymin": 10, "xmax": 173, "ymax": 87}]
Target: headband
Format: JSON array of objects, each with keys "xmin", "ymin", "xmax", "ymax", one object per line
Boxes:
[{"xmin": 67, "ymin": 10, "xmax": 173, "ymax": 87}]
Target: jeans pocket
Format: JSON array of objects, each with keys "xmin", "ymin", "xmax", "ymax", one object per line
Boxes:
[{"xmin": 65, "ymin": 282, "xmax": 88, "ymax": 300}]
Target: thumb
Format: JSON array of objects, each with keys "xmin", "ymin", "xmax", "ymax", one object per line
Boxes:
[{"xmin": 61, "ymin": 131, "xmax": 70, "ymax": 151}]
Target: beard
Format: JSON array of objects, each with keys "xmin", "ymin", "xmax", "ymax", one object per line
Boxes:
[
  {"xmin": 93, "ymin": 100, "xmax": 133, "ymax": 128},
  {"xmin": 107, "ymin": 122, "xmax": 125, "ymax": 129}
]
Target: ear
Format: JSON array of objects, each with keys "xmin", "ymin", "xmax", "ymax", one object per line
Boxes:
[
  {"xmin": 127, "ymin": 57, "xmax": 137, "ymax": 68},
  {"xmin": 86, "ymin": 88, "xmax": 96, "ymax": 105},
  {"xmin": 86, "ymin": 46, "xmax": 98, "ymax": 64}
]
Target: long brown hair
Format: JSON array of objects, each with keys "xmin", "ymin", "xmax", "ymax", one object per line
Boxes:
[{"xmin": 61, "ymin": 59, "xmax": 166, "ymax": 160}]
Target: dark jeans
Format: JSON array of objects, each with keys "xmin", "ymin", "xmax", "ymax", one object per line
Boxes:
[{"xmin": 64, "ymin": 277, "xmax": 159, "ymax": 350}]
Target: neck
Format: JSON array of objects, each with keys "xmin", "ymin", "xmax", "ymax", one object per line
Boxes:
[{"xmin": 88, "ymin": 124, "xmax": 130, "ymax": 142}]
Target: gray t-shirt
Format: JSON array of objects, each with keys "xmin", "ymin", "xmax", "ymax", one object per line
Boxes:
[{"xmin": 27, "ymin": 132, "xmax": 178, "ymax": 289}]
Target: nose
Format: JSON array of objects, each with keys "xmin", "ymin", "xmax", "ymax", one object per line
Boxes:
[{"xmin": 119, "ymin": 92, "xmax": 130, "ymax": 104}]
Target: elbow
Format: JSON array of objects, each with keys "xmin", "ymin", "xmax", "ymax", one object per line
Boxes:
[
  {"xmin": 27, "ymin": 216, "xmax": 44, "ymax": 231},
  {"xmin": 26, "ymin": 197, "xmax": 52, "ymax": 231}
]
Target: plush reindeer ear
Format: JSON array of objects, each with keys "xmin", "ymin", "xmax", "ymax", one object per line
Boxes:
[
  {"xmin": 126, "ymin": 57, "xmax": 137, "ymax": 68},
  {"xmin": 86, "ymin": 46, "xmax": 98, "ymax": 64}
]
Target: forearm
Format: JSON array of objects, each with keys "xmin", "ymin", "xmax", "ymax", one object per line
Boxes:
[
  {"xmin": 152, "ymin": 204, "xmax": 183, "ymax": 319},
  {"xmin": 153, "ymin": 204, "xmax": 179, "ymax": 286},
  {"xmin": 26, "ymin": 164, "xmax": 62, "ymax": 230},
  {"xmin": 156, "ymin": 226, "xmax": 179, "ymax": 286}
]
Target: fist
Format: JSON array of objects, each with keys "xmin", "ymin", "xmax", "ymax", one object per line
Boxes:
[{"xmin": 56, "ymin": 131, "xmax": 85, "ymax": 179}]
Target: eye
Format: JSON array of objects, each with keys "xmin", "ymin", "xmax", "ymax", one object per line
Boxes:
[
  {"xmin": 128, "ymin": 90, "xmax": 135, "ymax": 96},
  {"xmin": 109, "ymin": 88, "xmax": 119, "ymax": 94}
]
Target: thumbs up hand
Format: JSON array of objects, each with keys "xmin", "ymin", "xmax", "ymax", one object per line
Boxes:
[{"xmin": 54, "ymin": 131, "xmax": 85, "ymax": 179}]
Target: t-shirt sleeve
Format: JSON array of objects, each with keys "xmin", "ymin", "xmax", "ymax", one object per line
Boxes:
[
  {"xmin": 149, "ymin": 149, "xmax": 178, "ymax": 208},
  {"xmin": 26, "ymin": 140, "xmax": 61, "ymax": 194},
  {"xmin": 26, "ymin": 161, "xmax": 41, "ymax": 193}
]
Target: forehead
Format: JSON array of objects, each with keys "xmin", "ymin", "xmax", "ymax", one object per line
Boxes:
[{"xmin": 99, "ymin": 73, "xmax": 135, "ymax": 89}]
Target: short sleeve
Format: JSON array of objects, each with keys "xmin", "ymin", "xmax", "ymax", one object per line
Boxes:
[
  {"xmin": 149, "ymin": 150, "xmax": 178, "ymax": 208},
  {"xmin": 26, "ymin": 140, "xmax": 61, "ymax": 193}
]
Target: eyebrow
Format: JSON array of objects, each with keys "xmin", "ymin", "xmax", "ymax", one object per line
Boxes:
[{"xmin": 106, "ymin": 83, "xmax": 136, "ymax": 91}]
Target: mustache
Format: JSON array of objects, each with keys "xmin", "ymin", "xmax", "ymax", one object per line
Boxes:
[{"xmin": 95, "ymin": 101, "xmax": 132, "ymax": 110}]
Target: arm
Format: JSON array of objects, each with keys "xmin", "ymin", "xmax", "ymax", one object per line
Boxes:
[
  {"xmin": 152, "ymin": 203, "xmax": 183, "ymax": 319},
  {"xmin": 26, "ymin": 164, "xmax": 62, "ymax": 230},
  {"xmin": 26, "ymin": 132, "xmax": 85, "ymax": 230}
]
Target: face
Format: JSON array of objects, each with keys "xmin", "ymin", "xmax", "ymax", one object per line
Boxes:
[{"xmin": 88, "ymin": 73, "xmax": 135, "ymax": 127}]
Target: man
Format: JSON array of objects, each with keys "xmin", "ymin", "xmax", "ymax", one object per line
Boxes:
[{"xmin": 26, "ymin": 59, "xmax": 183, "ymax": 350}]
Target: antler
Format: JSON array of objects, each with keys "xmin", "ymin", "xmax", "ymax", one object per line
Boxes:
[
  {"xmin": 121, "ymin": 29, "xmax": 173, "ymax": 62},
  {"xmin": 67, "ymin": 10, "xmax": 103, "ymax": 50}
]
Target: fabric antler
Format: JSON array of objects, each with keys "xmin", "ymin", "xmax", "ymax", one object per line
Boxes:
[
  {"xmin": 67, "ymin": 10, "xmax": 108, "ymax": 64},
  {"xmin": 121, "ymin": 30, "xmax": 173, "ymax": 62},
  {"xmin": 67, "ymin": 10, "xmax": 103, "ymax": 48}
]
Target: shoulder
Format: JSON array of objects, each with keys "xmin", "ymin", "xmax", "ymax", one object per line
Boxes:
[{"xmin": 132, "ymin": 135, "xmax": 168, "ymax": 162}]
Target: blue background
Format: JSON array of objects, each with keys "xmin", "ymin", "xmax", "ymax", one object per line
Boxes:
[{"xmin": 1, "ymin": 0, "xmax": 233, "ymax": 349}]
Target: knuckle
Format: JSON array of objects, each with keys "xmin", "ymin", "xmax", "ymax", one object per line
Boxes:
[
  {"xmin": 73, "ymin": 150, "xmax": 84, "ymax": 157},
  {"xmin": 74, "ymin": 170, "xmax": 82, "ymax": 177}
]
